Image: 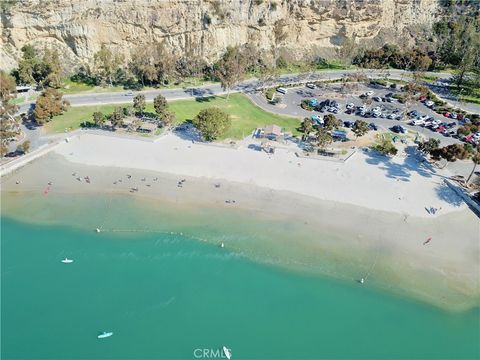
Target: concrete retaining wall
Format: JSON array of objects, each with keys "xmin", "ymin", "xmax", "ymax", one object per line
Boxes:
[
  {"xmin": 444, "ymin": 179, "xmax": 480, "ymax": 217},
  {"xmin": 1, "ymin": 139, "xmax": 68, "ymax": 177}
]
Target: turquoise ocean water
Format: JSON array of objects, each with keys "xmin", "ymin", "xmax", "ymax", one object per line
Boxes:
[{"xmin": 1, "ymin": 193, "xmax": 480, "ymax": 360}]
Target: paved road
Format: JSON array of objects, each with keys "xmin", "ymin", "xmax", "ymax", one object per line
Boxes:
[{"xmin": 17, "ymin": 69, "xmax": 460, "ymax": 113}]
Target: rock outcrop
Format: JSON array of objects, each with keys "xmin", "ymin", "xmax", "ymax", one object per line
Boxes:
[{"xmin": 0, "ymin": 0, "xmax": 440, "ymax": 70}]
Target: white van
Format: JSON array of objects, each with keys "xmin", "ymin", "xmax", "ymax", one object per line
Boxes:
[
  {"xmin": 276, "ymin": 87, "xmax": 287, "ymax": 94},
  {"xmin": 410, "ymin": 119, "xmax": 425, "ymax": 126}
]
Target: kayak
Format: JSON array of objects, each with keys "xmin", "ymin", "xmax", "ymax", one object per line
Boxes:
[{"xmin": 98, "ymin": 332, "xmax": 113, "ymax": 339}]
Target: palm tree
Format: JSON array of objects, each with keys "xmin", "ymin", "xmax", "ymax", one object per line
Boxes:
[{"xmin": 467, "ymin": 152, "xmax": 480, "ymax": 184}]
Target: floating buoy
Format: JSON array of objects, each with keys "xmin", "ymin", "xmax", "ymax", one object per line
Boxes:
[
  {"xmin": 220, "ymin": 242, "xmax": 225, "ymax": 248},
  {"xmin": 96, "ymin": 228, "xmax": 101, "ymax": 233},
  {"xmin": 360, "ymin": 278, "xmax": 365, "ymax": 284}
]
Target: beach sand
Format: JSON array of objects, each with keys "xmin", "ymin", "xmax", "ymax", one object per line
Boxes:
[{"xmin": 1, "ymin": 131, "xmax": 479, "ymax": 311}]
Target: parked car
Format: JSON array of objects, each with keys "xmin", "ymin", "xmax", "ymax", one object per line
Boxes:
[
  {"xmin": 343, "ymin": 121, "xmax": 353, "ymax": 128},
  {"xmin": 306, "ymin": 83, "xmax": 316, "ymax": 89},
  {"xmin": 391, "ymin": 125, "xmax": 406, "ymax": 134},
  {"xmin": 368, "ymin": 123, "xmax": 378, "ymax": 131},
  {"xmin": 346, "ymin": 103, "xmax": 355, "ymax": 110},
  {"xmin": 450, "ymin": 113, "xmax": 457, "ymax": 119},
  {"xmin": 443, "ymin": 112, "xmax": 451, "ymax": 118},
  {"xmin": 410, "ymin": 119, "xmax": 425, "ymax": 126},
  {"xmin": 366, "ymin": 91, "xmax": 374, "ymax": 96},
  {"xmin": 373, "ymin": 96, "xmax": 382, "ymax": 102},
  {"xmin": 125, "ymin": 91, "xmax": 134, "ymax": 96},
  {"xmin": 425, "ymin": 100, "xmax": 434, "ymax": 107},
  {"xmin": 276, "ymin": 87, "xmax": 287, "ymax": 94}
]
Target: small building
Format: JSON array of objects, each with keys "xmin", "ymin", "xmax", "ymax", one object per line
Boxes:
[
  {"xmin": 137, "ymin": 122, "xmax": 157, "ymax": 133},
  {"xmin": 264, "ymin": 124, "xmax": 283, "ymax": 140}
]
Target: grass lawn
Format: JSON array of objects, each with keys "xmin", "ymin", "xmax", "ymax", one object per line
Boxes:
[
  {"xmin": 44, "ymin": 93, "xmax": 301, "ymax": 139},
  {"xmin": 44, "ymin": 104, "xmax": 125, "ymax": 133},
  {"xmin": 60, "ymin": 78, "xmax": 218, "ymax": 95},
  {"xmin": 450, "ymin": 85, "xmax": 480, "ymax": 105},
  {"xmin": 160, "ymin": 93, "xmax": 301, "ymax": 139}
]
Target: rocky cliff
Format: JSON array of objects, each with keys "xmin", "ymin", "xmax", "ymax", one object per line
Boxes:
[{"xmin": 0, "ymin": 0, "xmax": 440, "ymax": 71}]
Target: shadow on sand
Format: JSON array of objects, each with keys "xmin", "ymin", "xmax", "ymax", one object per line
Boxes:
[{"xmin": 364, "ymin": 146, "xmax": 437, "ymax": 182}]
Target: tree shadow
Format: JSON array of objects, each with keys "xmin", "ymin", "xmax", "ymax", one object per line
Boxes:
[
  {"xmin": 435, "ymin": 182, "xmax": 464, "ymax": 207},
  {"xmin": 195, "ymin": 97, "xmax": 213, "ymax": 103},
  {"xmin": 363, "ymin": 146, "xmax": 437, "ymax": 181},
  {"xmin": 173, "ymin": 123, "xmax": 202, "ymax": 142},
  {"xmin": 184, "ymin": 88, "xmax": 214, "ymax": 98}
]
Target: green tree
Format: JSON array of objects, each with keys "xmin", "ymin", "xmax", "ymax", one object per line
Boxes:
[
  {"xmin": 93, "ymin": 44, "xmax": 124, "ymax": 86},
  {"xmin": 417, "ymin": 138, "xmax": 440, "ymax": 155},
  {"xmin": 0, "ymin": 70, "xmax": 19, "ymax": 151},
  {"xmin": 110, "ymin": 107, "xmax": 125, "ymax": 128},
  {"xmin": 300, "ymin": 117, "xmax": 314, "ymax": 140},
  {"xmin": 17, "ymin": 140, "xmax": 31, "ymax": 153},
  {"xmin": 466, "ymin": 152, "xmax": 480, "ymax": 184},
  {"xmin": 133, "ymin": 94, "xmax": 146, "ymax": 115},
  {"xmin": 352, "ymin": 120, "xmax": 369, "ymax": 138},
  {"xmin": 92, "ymin": 111, "xmax": 106, "ymax": 126},
  {"xmin": 153, "ymin": 94, "xmax": 175, "ymax": 127},
  {"xmin": 16, "ymin": 45, "xmax": 37, "ymax": 85},
  {"xmin": 215, "ymin": 46, "xmax": 247, "ymax": 100},
  {"xmin": 153, "ymin": 94, "xmax": 168, "ymax": 114},
  {"xmin": 372, "ymin": 138, "xmax": 398, "ymax": 156},
  {"xmin": 323, "ymin": 114, "xmax": 341, "ymax": 130},
  {"xmin": 34, "ymin": 88, "xmax": 68, "ymax": 124},
  {"xmin": 316, "ymin": 128, "xmax": 332, "ymax": 150},
  {"xmin": 129, "ymin": 45, "xmax": 158, "ymax": 86},
  {"xmin": 15, "ymin": 46, "xmax": 63, "ymax": 88},
  {"xmin": 431, "ymin": 143, "xmax": 469, "ymax": 164},
  {"xmin": 192, "ymin": 107, "xmax": 231, "ymax": 141},
  {"xmin": 41, "ymin": 48, "xmax": 63, "ymax": 88}
]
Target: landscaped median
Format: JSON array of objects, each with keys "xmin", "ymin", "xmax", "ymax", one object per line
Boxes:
[{"xmin": 44, "ymin": 93, "xmax": 301, "ymax": 140}]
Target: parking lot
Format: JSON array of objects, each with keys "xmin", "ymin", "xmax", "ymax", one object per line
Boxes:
[{"xmin": 248, "ymin": 82, "xmax": 463, "ymax": 146}]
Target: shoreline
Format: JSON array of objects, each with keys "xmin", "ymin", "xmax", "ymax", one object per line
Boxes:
[
  {"xmin": 2, "ymin": 152, "xmax": 479, "ymax": 312},
  {"xmin": 51, "ymin": 132, "xmax": 469, "ymax": 217}
]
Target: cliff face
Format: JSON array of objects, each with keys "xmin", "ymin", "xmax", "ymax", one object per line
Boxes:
[{"xmin": 0, "ymin": 0, "xmax": 440, "ymax": 70}]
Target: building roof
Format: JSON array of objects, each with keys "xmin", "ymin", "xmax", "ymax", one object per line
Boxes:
[
  {"xmin": 138, "ymin": 122, "xmax": 157, "ymax": 131},
  {"xmin": 264, "ymin": 124, "xmax": 282, "ymax": 136}
]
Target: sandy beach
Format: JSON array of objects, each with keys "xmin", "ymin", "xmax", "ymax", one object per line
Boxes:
[
  {"xmin": 51, "ymin": 132, "xmax": 467, "ymax": 217},
  {"xmin": 1, "ymin": 132, "xmax": 479, "ymax": 310}
]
